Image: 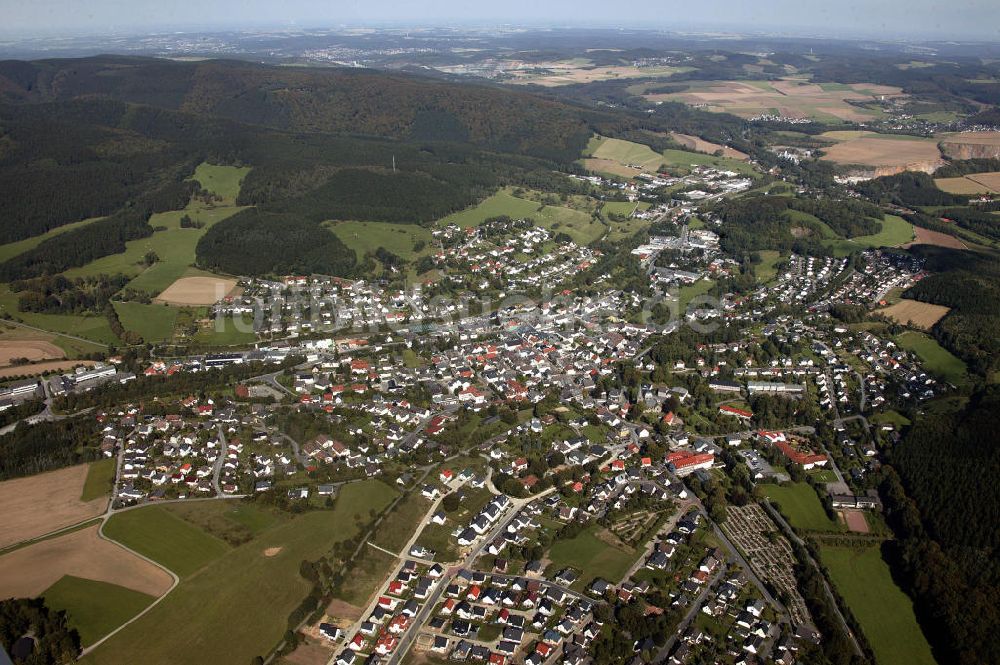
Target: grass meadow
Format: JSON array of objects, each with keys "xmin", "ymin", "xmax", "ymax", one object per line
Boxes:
[
  {"xmin": 821, "ymin": 545, "xmax": 935, "ymax": 665},
  {"xmin": 42, "ymin": 575, "xmax": 156, "ymax": 646},
  {"xmin": 86, "ymin": 480, "xmax": 397, "ymax": 665}
]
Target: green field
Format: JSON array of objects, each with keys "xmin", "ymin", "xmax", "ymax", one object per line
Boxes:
[
  {"xmin": 761, "ymin": 483, "xmax": 843, "ymax": 532},
  {"xmin": 755, "ymin": 250, "xmax": 784, "ymax": 283},
  {"xmin": 585, "ymin": 136, "xmax": 757, "ymax": 177},
  {"xmin": 586, "ymin": 136, "xmax": 665, "ymax": 171},
  {"xmin": 602, "ymin": 201, "xmax": 650, "ymax": 217},
  {"xmin": 0, "ymin": 286, "xmax": 117, "ymax": 345},
  {"xmin": 163, "ymin": 501, "xmax": 282, "ymax": 545},
  {"xmin": 661, "ymin": 148, "xmax": 758, "ymax": 176},
  {"xmin": 674, "ymin": 278, "xmax": 717, "ymax": 312},
  {"xmin": 0, "ymin": 216, "xmax": 104, "ymax": 264},
  {"xmin": 113, "ymin": 302, "xmax": 179, "ymax": 343},
  {"xmin": 437, "ymin": 191, "xmax": 541, "ymax": 228},
  {"xmin": 193, "ymin": 314, "xmax": 257, "ymax": 346},
  {"xmin": 65, "ymin": 205, "xmax": 245, "ymax": 296},
  {"xmin": 821, "ymin": 546, "xmax": 935, "ymax": 665},
  {"xmin": 85, "ymin": 481, "xmax": 398, "ymax": 665},
  {"xmin": 546, "ymin": 526, "xmax": 636, "ymax": 589},
  {"xmin": 81, "ymin": 458, "xmax": 117, "ymax": 502},
  {"xmin": 895, "ymin": 331, "xmax": 968, "ymax": 385},
  {"xmin": 870, "ymin": 410, "xmax": 912, "ymax": 428},
  {"xmin": 42, "ymin": 575, "xmax": 156, "ymax": 646},
  {"xmin": 851, "ymin": 215, "xmax": 915, "ymax": 249},
  {"xmin": 103, "ymin": 505, "xmax": 231, "ymax": 578},
  {"xmin": 329, "ymin": 220, "xmax": 435, "ymax": 262},
  {"xmin": 190, "ymin": 163, "xmax": 251, "ymax": 204},
  {"xmin": 534, "ymin": 204, "xmax": 606, "ymax": 245}
]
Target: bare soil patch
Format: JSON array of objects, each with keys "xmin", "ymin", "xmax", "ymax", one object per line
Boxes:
[
  {"xmin": 0, "ymin": 464, "xmax": 106, "ymax": 548},
  {"xmin": 903, "ymin": 226, "xmax": 968, "ymax": 250},
  {"xmin": 0, "ymin": 340, "xmax": 64, "ymax": 365},
  {"xmin": 155, "ymin": 276, "xmax": 237, "ymax": 306},
  {"xmin": 0, "ymin": 359, "xmax": 95, "ymax": 379},
  {"xmin": 324, "ymin": 598, "xmax": 364, "ymax": 623},
  {"xmin": 840, "ymin": 510, "xmax": 870, "ymax": 534},
  {"xmin": 263, "ymin": 547, "xmax": 283, "ymax": 557},
  {"xmin": 281, "ymin": 636, "xmax": 336, "ymax": 665},
  {"xmin": 878, "ymin": 299, "xmax": 951, "ymax": 329},
  {"xmin": 0, "ymin": 524, "xmax": 173, "ymax": 599}
]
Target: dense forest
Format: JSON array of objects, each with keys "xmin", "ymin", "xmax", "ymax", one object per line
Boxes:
[
  {"xmin": 903, "ymin": 245, "xmax": 1000, "ymax": 377},
  {"xmin": 854, "ymin": 172, "xmax": 969, "ymax": 207},
  {"xmin": 0, "ymin": 416, "xmax": 102, "ymax": 481},
  {"xmin": 0, "ymin": 597, "xmax": 80, "ymax": 664},
  {"xmin": 196, "ymin": 209, "xmax": 357, "ymax": 277},
  {"xmin": 879, "ymin": 385, "xmax": 1000, "ymax": 665}
]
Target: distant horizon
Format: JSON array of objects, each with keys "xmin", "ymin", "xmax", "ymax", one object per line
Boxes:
[{"xmin": 1, "ymin": 0, "xmax": 998, "ymax": 43}]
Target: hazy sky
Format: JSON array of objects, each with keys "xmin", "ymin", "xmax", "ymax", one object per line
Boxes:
[{"xmin": 3, "ymin": 0, "xmax": 998, "ymax": 40}]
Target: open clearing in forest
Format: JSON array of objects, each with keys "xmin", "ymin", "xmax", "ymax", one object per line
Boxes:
[
  {"xmin": 155, "ymin": 276, "xmax": 237, "ymax": 306},
  {"xmin": 0, "ymin": 464, "xmax": 109, "ymax": 548},
  {"xmin": 0, "ymin": 524, "xmax": 173, "ymax": 599},
  {"xmin": 878, "ymin": 299, "xmax": 951, "ymax": 329}
]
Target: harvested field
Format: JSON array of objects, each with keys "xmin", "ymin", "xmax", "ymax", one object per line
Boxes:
[
  {"xmin": 0, "ymin": 464, "xmax": 107, "ymax": 548},
  {"xmin": 155, "ymin": 276, "xmax": 236, "ymax": 306},
  {"xmin": 0, "ymin": 524, "xmax": 173, "ymax": 599},
  {"xmin": 878, "ymin": 299, "xmax": 950, "ymax": 329},
  {"xmin": 504, "ymin": 60, "xmax": 689, "ymax": 87},
  {"xmin": 644, "ymin": 79, "xmax": 899, "ymax": 122},
  {"xmin": 581, "ymin": 158, "xmax": 643, "ymax": 178},
  {"xmin": 819, "ymin": 132, "xmax": 943, "ymax": 171},
  {"xmin": 0, "ymin": 359, "xmax": 95, "ymax": 379},
  {"xmin": 282, "ymin": 636, "xmax": 336, "ymax": 665},
  {"xmin": 670, "ymin": 132, "xmax": 748, "ymax": 160},
  {"xmin": 903, "ymin": 226, "xmax": 968, "ymax": 250},
  {"xmin": 840, "ymin": 510, "xmax": 870, "ymax": 534},
  {"xmin": 934, "ymin": 171, "xmax": 1000, "ymax": 194},
  {"xmin": 0, "ymin": 340, "xmax": 64, "ymax": 365}
]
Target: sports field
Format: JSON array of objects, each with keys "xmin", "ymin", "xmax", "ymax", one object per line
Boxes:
[
  {"xmin": 42, "ymin": 575, "xmax": 156, "ymax": 646},
  {"xmin": 878, "ymin": 299, "xmax": 950, "ymax": 329},
  {"xmin": 895, "ymin": 331, "xmax": 968, "ymax": 384},
  {"xmin": 437, "ymin": 190, "xmax": 541, "ymax": 228},
  {"xmin": 821, "ymin": 545, "xmax": 935, "ymax": 665},
  {"xmin": 546, "ymin": 526, "xmax": 636, "ymax": 589},
  {"xmin": 760, "ymin": 483, "xmax": 843, "ymax": 532},
  {"xmin": 84, "ymin": 480, "xmax": 398, "ymax": 665},
  {"xmin": 0, "ymin": 464, "xmax": 109, "ymax": 548}
]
